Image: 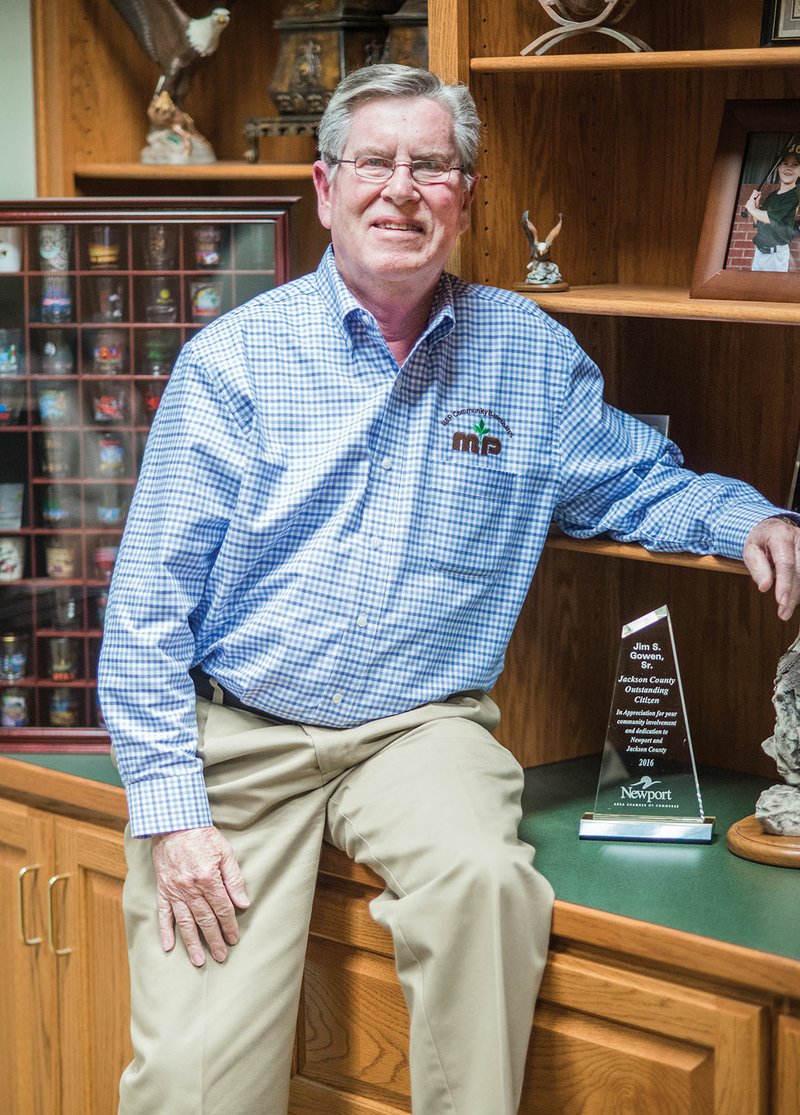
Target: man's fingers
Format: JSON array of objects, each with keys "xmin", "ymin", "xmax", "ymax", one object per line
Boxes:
[
  {"xmin": 743, "ymin": 539, "xmax": 773, "ymax": 593},
  {"xmin": 171, "ymin": 896, "xmax": 212, "ymax": 967},
  {"xmin": 156, "ymin": 890, "xmax": 176, "ymax": 953},
  {"xmin": 151, "ymin": 826, "xmax": 249, "ymax": 965},
  {"xmin": 744, "ymin": 518, "xmax": 800, "ymax": 620},
  {"xmin": 220, "ymin": 844, "xmax": 250, "ymax": 910}
]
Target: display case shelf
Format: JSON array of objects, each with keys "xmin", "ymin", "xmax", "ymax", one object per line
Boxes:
[
  {"xmin": 0, "ymin": 198, "xmax": 293, "ymax": 747},
  {"xmin": 74, "ymin": 162, "xmax": 315, "ymax": 182}
]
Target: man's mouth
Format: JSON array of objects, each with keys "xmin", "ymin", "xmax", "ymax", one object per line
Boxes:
[{"xmin": 373, "ymin": 220, "xmax": 423, "ymax": 233}]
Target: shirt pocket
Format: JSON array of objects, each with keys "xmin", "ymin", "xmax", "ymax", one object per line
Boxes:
[{"xmin": 424, "ymin": 458, "xmax": 520, "ymax": 577}]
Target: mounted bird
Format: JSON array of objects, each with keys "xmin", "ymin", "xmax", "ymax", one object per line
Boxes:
[{"xmin": 109, "ymin": 0, "xmax": 234, "ymax": 164}]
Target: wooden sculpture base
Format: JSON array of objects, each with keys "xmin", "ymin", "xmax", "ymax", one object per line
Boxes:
[
  {"xmin": 514, "ymin": 282, "xmax": 570, "ymax": 293},
  {"xmin": 726, "ymin": 814, "xmax": 800, "ymax": 868}
]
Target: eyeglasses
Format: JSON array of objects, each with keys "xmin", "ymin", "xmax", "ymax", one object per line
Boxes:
[{"xmin": 332, "ymin": 155, "xmax": 464, "ymax": 185}]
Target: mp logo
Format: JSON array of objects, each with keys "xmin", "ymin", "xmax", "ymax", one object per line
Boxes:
[{"xmin": 452, "ymin": 418, "xmax": 502, "ymax": 457}]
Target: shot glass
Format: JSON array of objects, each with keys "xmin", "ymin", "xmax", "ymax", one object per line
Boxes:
[{"xmin": 0, "ymin": 634, "xmax": 28, "ymax": 681}]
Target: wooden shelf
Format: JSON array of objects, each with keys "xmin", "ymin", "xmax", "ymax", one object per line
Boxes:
[
  {"xmin": 472, "ymin": 46, "xmax": 800, "ymax": 74},
  {"xmin": 74, "ymin": 161, "xmax": 314, "ymax": 182},
  {"xmin": 545, "ymin": 535, "xmax": 748, "ymax": 575},
  {"xmin": 521, "ymin": 284, "xmax": 800, "ymax": 325}
]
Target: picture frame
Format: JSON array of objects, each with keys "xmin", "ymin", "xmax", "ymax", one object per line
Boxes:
[
  {"xmin": 691, "ymin": 100, "xmax": 800, "ymax": 303},
  {"xmin": 761, "ymin": 0, "xmax": 800, "ymax": 47}
]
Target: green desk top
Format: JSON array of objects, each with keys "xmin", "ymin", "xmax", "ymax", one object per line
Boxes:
[
  {"xmin": 4, "ymin": 751, "xmax": 798, "ymax": 962},
  {"xmin": 520, "ymin": 756, "xmax": 800, "ymax": 963},
  {"xmin": 4, "ymin": 751, "xmax": 123, "ymax": 788}
]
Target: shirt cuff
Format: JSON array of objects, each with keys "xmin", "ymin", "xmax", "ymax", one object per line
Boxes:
[
  {"xmin": 712, "ymin": 500, "xmax": 787, "ymax": 559},
  {"xmin": 125, "ymin": 768, "xmax": 213, "ymax": 838}
]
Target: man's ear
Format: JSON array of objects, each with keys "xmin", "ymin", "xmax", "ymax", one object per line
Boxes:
[
  {"xmin": 313, "ymin": 161, "xmax": 334, "ymax": 230},
  {"xmin": 459, "ymin": 172, "xmax": 480, "ymax": 234}
]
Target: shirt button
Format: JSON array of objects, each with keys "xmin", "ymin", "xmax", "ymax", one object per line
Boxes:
[
  {"xmin": 370, "ymin": 534, "xmax": 382, "ymax": 549},
  {"xmin": 331, "ymin": 692, "xmax": 343, "ymax": 705},
  {"xmin": 381, "ymin": 457, "xmax": 392, "ymax": 471},
  {"xmin": 356, "ymin": 614, "xmax": 368, "ymax": 628}
]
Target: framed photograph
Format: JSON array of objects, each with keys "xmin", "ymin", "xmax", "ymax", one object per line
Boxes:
[
  {"xmin": 691, "ymin": 100, "xmax": 800, "ymax": 302},
  {"xmin": 761, "ymin": 1, "xmax": 800, "ymax": 47}
]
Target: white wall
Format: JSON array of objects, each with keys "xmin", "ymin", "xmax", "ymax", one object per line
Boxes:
[{"xmin": 0, "ymin": 0, "xmax": 37, "ymax": 199}]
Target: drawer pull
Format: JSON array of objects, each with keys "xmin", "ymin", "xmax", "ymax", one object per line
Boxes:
[
  {"xmin": 47, "ymin": 873, "xmax": 73, "ymax": 956},
  {"xmin": 17, "ymin": 864, "xmax": 42, "ymax": 946}
]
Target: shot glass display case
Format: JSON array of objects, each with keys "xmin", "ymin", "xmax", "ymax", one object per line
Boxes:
[{"xmin": 0, "ymin": 199, "xmax": 293, "ymax": 749}]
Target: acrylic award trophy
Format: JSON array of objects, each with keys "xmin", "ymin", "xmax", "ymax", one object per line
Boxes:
[{"xmin": 579, "ymin": 605, "xmax": 714, "ymax": 843}]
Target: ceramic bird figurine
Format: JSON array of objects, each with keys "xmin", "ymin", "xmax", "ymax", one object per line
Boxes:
[
  {"xmin": 520, "ymin": 210, "xmax": 568, "ymax": 291},
  {"xmin": 109, "ymin": 0, "xmax": 233, "ymax": 163}
]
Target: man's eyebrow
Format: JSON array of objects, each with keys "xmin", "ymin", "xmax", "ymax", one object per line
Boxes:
[{"xmin": 352, "ymin": 145, "xmax": 454, "ymax": 161}]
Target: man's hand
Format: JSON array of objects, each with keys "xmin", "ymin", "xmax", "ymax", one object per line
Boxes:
[
  {"xmin": 151, "ymin": 826, "xmax": 250, "ymax": 967},
  {"xmin": 743, "ymin": 518, "xmax": 800, "ymax": 621}
]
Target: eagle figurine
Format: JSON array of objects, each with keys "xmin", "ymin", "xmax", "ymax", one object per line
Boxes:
[
  {"xmin": 109, "ymin": 0, "xmax": 233, "ymax": 164},
  {"xmin": 110, "ymin": 0, "xmax": 232, "ymax": 108}
]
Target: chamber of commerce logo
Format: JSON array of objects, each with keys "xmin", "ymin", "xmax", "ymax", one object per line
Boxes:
[{"xmin": 620, "ymin": 775, "xmax": 672, "ymax": 802}]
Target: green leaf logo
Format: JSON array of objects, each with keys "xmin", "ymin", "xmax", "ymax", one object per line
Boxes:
[{"xmin": 473, "ymin": 418, "xmax": 489, "ymax": 440}]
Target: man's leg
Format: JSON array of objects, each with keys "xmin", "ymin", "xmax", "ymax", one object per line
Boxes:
[
  {"xmin": 322, "ymin": 695, "xmax": 554, "ymax": 1115},
  {"xmin": 119, "ymin": 699, "xmax": 328, "ymax": 1115}
]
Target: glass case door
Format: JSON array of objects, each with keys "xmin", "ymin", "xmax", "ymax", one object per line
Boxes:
[{"xmin": 0, "ymin": 199, "xmax": 293, "ymax": 749}]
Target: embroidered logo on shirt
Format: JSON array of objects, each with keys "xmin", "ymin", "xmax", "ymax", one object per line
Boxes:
[
  {"xmin": 452, "ymin": 418, "xmax": 502, "ymax": 456},
  {"xmin": 441, "ymin": 408, "xmax": 513, "ymax": 457}
]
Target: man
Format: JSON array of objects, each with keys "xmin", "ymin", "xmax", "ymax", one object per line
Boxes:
[
  {"xmin": 746, "ymin": 150, "xmax": 800, "ymax": 272},
  {"xmin": 99, "ymin": 64, "xmax": 800, "ymax": 1115}
]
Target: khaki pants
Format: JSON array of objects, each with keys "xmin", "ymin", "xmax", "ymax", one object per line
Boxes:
[{"xmin": 119, "ymin": 691, "xmax": 554, "ymax": 1115}]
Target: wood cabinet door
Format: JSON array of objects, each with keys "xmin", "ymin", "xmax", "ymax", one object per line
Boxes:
[
  {"xmin": 291, "ymin": 936, "xmax": 411, "ymax": 1115},
  {"xmin": 0, "ymin": 798, "xmax": 57, "ymax": 1115},
  {"xmin": 522, "ymin": 950, "xmax": 768, "ymax": 1115},
  {"xmin": 52, "ymin": 816, "xmax": 131, "ymax": 1115}
]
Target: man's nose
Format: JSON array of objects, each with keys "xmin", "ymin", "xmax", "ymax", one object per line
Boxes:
[{"xmin": 381, "ymin": 163, "xmax": 419, "ymax": 202}]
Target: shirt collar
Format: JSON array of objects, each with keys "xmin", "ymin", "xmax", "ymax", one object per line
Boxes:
[{"xmin": 315, "ymin": 245, "xmax": 456, "ymax": 350}]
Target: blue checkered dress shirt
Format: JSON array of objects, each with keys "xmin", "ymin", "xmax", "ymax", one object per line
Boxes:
[{"xmin": 98, "ymin": 247, "xmax": 779, "ymax": 836}]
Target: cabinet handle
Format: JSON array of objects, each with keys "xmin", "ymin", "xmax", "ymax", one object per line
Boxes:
[
  {"xmin": 47, "ymin": 873, "xmax": 73, "ymax": 956},
  {"xmin": 17, "ymin": 864, "xmax": 43, "ymax": 946}
]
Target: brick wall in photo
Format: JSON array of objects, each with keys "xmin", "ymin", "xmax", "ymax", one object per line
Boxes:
[{"xmin": 726, "ymin": 181, "xmax": 800, "ymax": 271}]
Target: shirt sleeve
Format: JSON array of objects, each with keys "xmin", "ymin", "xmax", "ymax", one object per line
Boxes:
[
  {"xmin": 97, "ymin": 335, "xmax": 251, "ymax": 837},
  {"xmin": 553, "ymin": 340, "xmax": 780, "ymax": 558}
]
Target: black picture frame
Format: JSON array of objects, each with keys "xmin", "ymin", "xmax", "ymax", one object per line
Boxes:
[
  {"xmin": 761, "ymin": 0, "xmax": 800, "ymax": 47},
  {"xmin": 691, "ymin": 100, "xmax": 800, "ymax": 303}
]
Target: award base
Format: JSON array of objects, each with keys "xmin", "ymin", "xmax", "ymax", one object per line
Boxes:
[
  {"xmin": 727, "ymin": 815, "xmax": 800, "ymax": 868},
  {"xmin": 579, "ymin": 813, "xmax": 715, "ymax": 843}
]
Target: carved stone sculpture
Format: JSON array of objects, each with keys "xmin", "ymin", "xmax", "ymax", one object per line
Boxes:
[{"xmin": 756, "ymin": 630, "xmax": 800, "ymax": 836}]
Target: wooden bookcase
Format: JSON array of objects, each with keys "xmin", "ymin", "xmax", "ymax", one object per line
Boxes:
[{"xmin": 429, "ymin": 0, "xmax": 800, "ymax": 780}]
